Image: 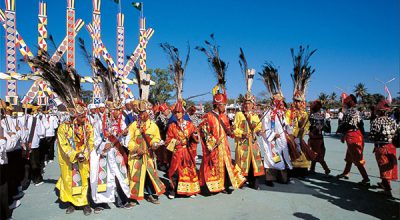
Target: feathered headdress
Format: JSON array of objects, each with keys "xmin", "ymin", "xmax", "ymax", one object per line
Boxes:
[
  {"xmin": 78, "ymin": 38, "xmax": 123, "ymax": 104},
  {"xmin": 132, "ymin": 64, "xmax": 142, "ymax": 99},
  {"xmin": 259, "ymin": 62, "xmax": 283, "ymax": 100},
  {"xmin": 196, "ymin": 34, "xmax": 228, "ymax": 96},
  {"xmin": 239, "ymin": 48, "xmax": 256, "ymax": 97},
  {"xmin": 27, "ymin": 50, "xmax": 82, "ymax": 110},
  {"xmin": 290, "ymin": 45, "xmax": 317, "ymax": 101},
  {"xmin": 160, "ymin": 42, "xmax": 190, "ymax": 101}
]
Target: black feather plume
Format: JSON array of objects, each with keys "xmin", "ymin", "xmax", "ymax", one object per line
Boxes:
[
  {"xmin": 290, "ymin": 45, "xmax": 317, "ymax": 97},
  {"xmin": 196, "ymin": 34, "xmax": 227, "ymax": 89},
  {"xmin": 259, "ymin": 62, "xmax": 282, "ymax": 98}
]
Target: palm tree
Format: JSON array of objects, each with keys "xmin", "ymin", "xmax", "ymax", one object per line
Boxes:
[
  {"xmin": 318, "ymin": 92, "xmax": 328, "ymax": 105},
  {"xmin": 330, "ymin": 92, "xmax": 337, "ymax": 103},
  {"xmin": 354, "ymin": 83, "xmax": 368, "ymax": 103}
]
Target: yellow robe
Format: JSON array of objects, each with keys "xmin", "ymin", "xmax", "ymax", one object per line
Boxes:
[
  {"xmin": 127, "ymin": 120, "xmax": 166, "ymax": 200},
  {"xmin": 233, "ymin": 112, "xmax": 264, "ymax": 176},
  {"xmin": 285, "ymin": 109, "xmax": 310, "ymax": 168},
  {"xmin": 55, "ymin": 122, "xmax": 93, "ymax": 207}
]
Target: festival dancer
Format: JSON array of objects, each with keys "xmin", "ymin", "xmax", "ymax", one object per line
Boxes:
[
  {"xmin": 308, "ymin": 100, "xmax": 331, "ymax": 175},
  {"xmin": 233, "ymin": 50, "xmax": 264, "ymax": 189},
  {"xmin": 127, "ymin": 100, "xmax": 166, "ymax": 205},
  {"xmin": 336, "ymin": 94, "xmax": 370, "ymax": 186},
  {"xmin": 369, "ymin": 100, "xmax": 398, "ymax": 196},
  {"xmin": 259, "ymin": 63, "xmax": 292, "ymax": 186}
]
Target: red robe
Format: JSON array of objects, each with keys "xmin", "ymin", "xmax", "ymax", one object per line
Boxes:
[
  {"xmin": 199, "ymin": 111, "xmax": 246, "ymax": 193},
  {"xmin": 344, "ymin": 130, "xmax": 365, "ymax": 166},
  {"xmin": 374, "ymin": 143, "xmax": 398, "ymax": 181},
  {"xmin": 165, "ymin": 120, "xmax": 200, "ymax": 196}
]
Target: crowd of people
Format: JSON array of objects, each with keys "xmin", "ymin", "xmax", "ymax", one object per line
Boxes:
[
  {"xmin": 0, "ymin": 90, "xmax": 398, "ymax": 219},
  {"xmin": 0, "ymin": 46, "xmax": 398, "ymax": 220}
]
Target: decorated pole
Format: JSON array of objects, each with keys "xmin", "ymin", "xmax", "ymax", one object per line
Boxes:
[
  {"xmin": 38, "ymin": 1, "xmax": 47, "ymax": 54},
  {"xmin": 92, "ymin": 0, "xmax": 102, "ymax": 104},
  {"xmin": 37, "ymin": 1, "xmax": 48, "ymax": 105},
  {"xmin": 116, "ymin": 12, "xmax": 124, "ymax": 77},
  {"xmin": 116, "ymin": 12, "xmax": 131, "ymax": 99},
  {"xmin": 66, "ymin": 0, "xmax": 75, "ymax": 68},
  {"xmin": 5, "ymin": 0, "xmax": 17, "ymax": 105},
  {"xmin": 135, "ymin": 3, "xmax": 151, "ymax": 100}
]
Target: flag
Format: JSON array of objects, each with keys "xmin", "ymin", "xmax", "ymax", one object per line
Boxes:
[
  {"xmin": 132, "ymin": 2, "xmax": 142, "ymax": 11},
  {"xmin": 385, "ymin": 85, "xmax": 392, "ymax": 104}
]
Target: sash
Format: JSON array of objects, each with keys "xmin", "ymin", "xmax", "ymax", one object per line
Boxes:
[
  {"xmin": 210, "ymin": 112, "xmax": 231, "ymax": 137},
  {"xmin": 27, "ymin": 117, "xmax": 37, "ymax": 144},
  {"xmin": 67, "ymin": 135, "xmax": 83, "ymax": 195},
  {"xmin": 97, "ymin": 153, "xmax": 108, "ymax": 193},
  {"xmin": 270, "ymin": 118, "xmax": 281, "ymax": 163},
  {"xmin": 97, "ymin": 121, "xmax": 109, "ymax": 193}
]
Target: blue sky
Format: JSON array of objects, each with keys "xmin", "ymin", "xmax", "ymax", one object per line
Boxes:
[{"xmin": 0, "ymin": 0, "xmax": 399, "ymax": 103}]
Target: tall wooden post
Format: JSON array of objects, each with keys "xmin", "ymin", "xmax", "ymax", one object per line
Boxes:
[
  {"xmin": 92, "ymin": 0, "xmax": 102, "ymax": 104},
  {"xmin": 5, "ymin": 0, "xmax": 17, "ymax": 105},
  {"xmin": 66, "ymin": 0, "xmax": 75, "ymax": 68}
]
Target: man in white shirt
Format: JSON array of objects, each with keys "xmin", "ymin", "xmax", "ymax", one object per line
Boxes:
[
  {"xmin": 26, "ymin": 106, "xmax": 46, "ymax": 186},
  {"xmin": 0, "ymin": 108, "xmax": 13, "ymax": 219},
  {"xmin": 1, "ymin": 103, "xmax": 26, "ymax": 207},
  {"xmin": 87, "ymin": 104, "xmax": 98, "ymax": 126},
  {"xmin": 42, "ymin": 107, "xmax": 59, "ymax": 164}
]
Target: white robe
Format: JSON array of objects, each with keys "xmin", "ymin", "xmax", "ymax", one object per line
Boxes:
[
  {"xmin": 90, "ymin": 118, "xmax": 130, "ymax": 204},
  {"xmin": 261, "ymin": 110, "xmax": 292, "ymax": 170}
]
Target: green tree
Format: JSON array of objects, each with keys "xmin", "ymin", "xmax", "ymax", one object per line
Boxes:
[
  {"xmin": 330, "ymin": 92, "xmax": 337, "ymax": 103},
  {"xmin": 363, "ymin": 93, "xmax": 385, "ymax": 108},
  {"xmin": 148, "ymin": 68, "xmax": 174, "ymax": 104},
  {"xmin": 81, "ymin": 90, "xmax": 93, "ymax": 104},
  {"xmin": 203, "ymin": 101, "xmax": 213, "ymax": 113},
  {"xmin": 318, "ymin": 92, "xmax": 328, "ymax": 105},
  {"xmin": 354, "ymin": 83, "xmax": 368, "ymax": 103}
]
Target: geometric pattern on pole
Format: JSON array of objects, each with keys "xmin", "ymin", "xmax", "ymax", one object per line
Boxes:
[{"xmin": 5, "ymin": 0, "xmax": 17, "ymax": 105}]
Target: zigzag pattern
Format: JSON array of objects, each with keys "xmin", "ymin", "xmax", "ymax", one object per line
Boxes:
[
  {"xmin": 122, "ymin": 28, "xmax": 154, "ymax": 78},
  {"xmin": 67, "ymin": 9, "xmax": 75, "ymax": 67},
  {"xmin": 116, "ymin": 26, "xmax": 125, "ymax": 76},
  {"xmin": 50, "ymin": 19, "xmax": 84, "ymax": 63},
  {"xmin": 92, "ymin": 13, "xmax": 102, "ymax": 104},
  {"xmin": 5, "ymin": 10, "xmax": 17, "ymax": 101},
  {"xmin": 38, "ymin": 16, "xmax": 47, "ymax": 52}
]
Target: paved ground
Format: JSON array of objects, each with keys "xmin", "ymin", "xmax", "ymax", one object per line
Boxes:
[{"xmin": 12, "ymin": 120, "xmax": 400, "ymax": 220}]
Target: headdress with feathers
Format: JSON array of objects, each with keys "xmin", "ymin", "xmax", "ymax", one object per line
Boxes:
[
  {"xmin": 290, "ymin": 45, "xmax": 317, "ymax": 101},
  {"xmin": 78, "ymin": 38, "xmax": 123, "ymax": 105},
  {"xmin": 26, "ymin": 50, "xmax": 82, "ymax": 110},
  {"xmin": 160, "ymin": 42, "xmax": 190, "ymax": 101},
  {"xmin": 259, "ymin": 62, "xmax": 283, "ymax": 99},
  {"xmin": 195, "ymin": 34, "xmax": 228, "ymax": 96},
  {"xmin": 131, "ymin": 64, "xmax": 142, "ymax": 99},
  {"xmin": 239, "ymin": 48, "xmax": 255, "ymax": 97}
]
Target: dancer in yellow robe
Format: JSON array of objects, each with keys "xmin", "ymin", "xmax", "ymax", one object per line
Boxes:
[
  {"xmin": 127, "ymin": 101, "xmax": 166, "ymax": 205},
  {"xmin": 56, "ymin": 108, "xmax": 93, "ymax": 215}
]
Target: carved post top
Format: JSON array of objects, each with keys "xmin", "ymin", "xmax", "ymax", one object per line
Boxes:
[
  {"xmin": 39, "ymin": 1, "xmax": 47, "ymax": 17},
  {"xmin": 93, "ymin": 0, "xmax": 101, "ymax": 13},
  {"xmin": 67, "ymin": 0, "xmax": 74, "ymax": 9},
  {"xmin": 117, "ymin": 12, "xmax": 124, "ymax": 27},
  {"xmin": 5, "ymin": 0, "xmax": 15, "ymax": 12}
]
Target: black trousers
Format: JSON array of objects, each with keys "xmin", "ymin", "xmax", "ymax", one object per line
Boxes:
[
  {"xmin": 29, "ymin": 148, "xmax": 43, "ymax": 184},
  {"xmin": 0, "ymin": 164, "xmax": 11, "ymax": 220},
  {"xmin": 6, "ymin": 150, "xmax": 24, "ymax": 203},
  {"xmin": 46, "ymin": 136, "xmax": 56, "ymax": 161},
  {"xmin": 38, "ymin": 139, "xmax": 47, "ymax": 168},
  {"xmin": 40, "ymin": 137, "xmax": 56, "ymax": 164}
]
